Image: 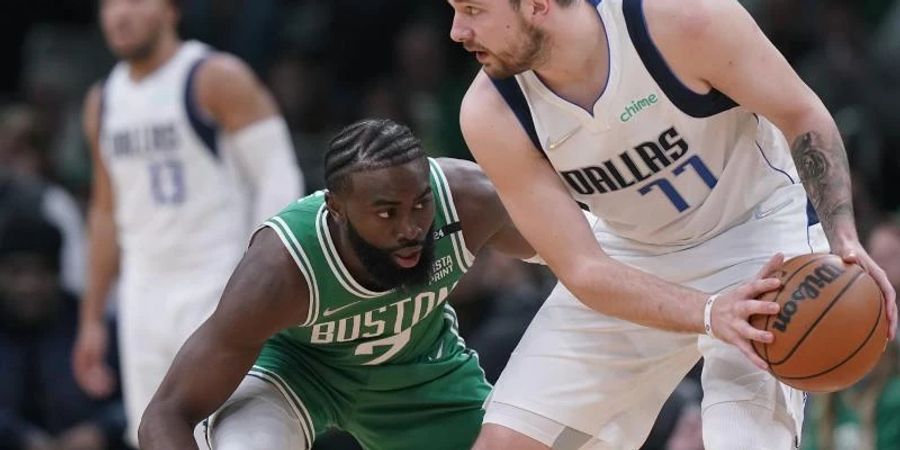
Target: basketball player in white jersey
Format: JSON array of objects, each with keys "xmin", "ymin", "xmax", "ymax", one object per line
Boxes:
[
  {"xmin": 449, "ymin": 0, "xmax": 898, "ymax": 449},
  {"xmin": 72, "ymin": 0, "xmax": 303, "ymax": 445}
]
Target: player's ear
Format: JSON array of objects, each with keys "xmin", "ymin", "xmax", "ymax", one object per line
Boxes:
[
  {"xmin": 527, "ymin": 0, "xmax": 552, "ymax": 20},
  {"xmin": 165, "ymin": 0, "xmax": 181, "ymax": 27},
  {"xmin": 325, "ymin": 191, "xmax": 345, "ymax": 223}
]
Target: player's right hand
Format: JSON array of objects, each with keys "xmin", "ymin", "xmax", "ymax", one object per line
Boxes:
[
  {"xmin": 708, "ymin": 253, "xmax": 785, "ymax": 370},
  {"xmin": 72, "ymin": 320, "xmax": 116, "ymax": 398}
]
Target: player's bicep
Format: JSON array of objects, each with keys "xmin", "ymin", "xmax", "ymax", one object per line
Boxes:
[
  {"xmin": 83, "ymin": 84, "xmax": 114, "ymax": 213},
  {"xmin": 460, "ymin": 77, "xmax": 606, "ymax": 275},
  {"xmin": 194, "ymin": 54, "xmax": 279, "ymax": 133},
  {"xmin": 155, "ymin": 227, "xmax": 308, "ymax": 421},
  {"xmin": 208, "ymin": 226, "xmax": 310, "ymax": 346},
  {"xmin": 650, "ymin": 0, "xmax": 825, "ymax": 135}
]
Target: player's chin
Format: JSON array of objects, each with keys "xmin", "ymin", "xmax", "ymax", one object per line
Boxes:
[{"xmin": 481, "ymin": 62, "xmax": 524, "ymax": 80}]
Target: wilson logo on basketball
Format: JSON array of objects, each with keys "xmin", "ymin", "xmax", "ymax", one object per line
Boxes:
[{"xmin": 773, "ymin": 262, "xmax": 845, "ymax": 332}]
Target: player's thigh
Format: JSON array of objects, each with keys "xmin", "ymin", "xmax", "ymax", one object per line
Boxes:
[
  {"xmin": 118, "ymin": 285, "xmax": 173, "ymax": 445},
  {"xmin": 699, "ymin": 336, "xmax": 803, "ymax": 450},
  {"xmin": 205, "ymin": 375, "xmax": 312, "ymax": 450},
  {"xmin": 478, "ymin": 403, "xmax": 614, "ymax": 450},
  {"xmin": 350, "ymin": 353, "xmax": 491, "ymax": 450},
  {"xmin": 486, "ymin": 281, "xmax": 699, "ymax": 448},
  {"xmin": 473, "ymin": 423, "xmax": 550, "ymax": 450},
  {"xmin": 169, "ymin": 277, "xmax": 230, "ymax": 352}
]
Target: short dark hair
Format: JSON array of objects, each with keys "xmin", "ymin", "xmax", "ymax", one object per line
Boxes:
[
  {"xmin": 509, "ymin": 0, "xmax": 576, "ymax": 9},
  {"xmin": 324, "ymin": 119, "xmax": 425, "ymax": 193},
  {"xmin": 0, "ymin": 215, "xmax": 62, "ymax": 271}
]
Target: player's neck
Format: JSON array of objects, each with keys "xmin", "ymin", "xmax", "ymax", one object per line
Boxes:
[
  {"xmin": 532, "ymin": 4, "xmax": 610, "ymax": 111},
  {"xmin": 126, "ymin": 34, "xmax": 182, "ymax": 82}
]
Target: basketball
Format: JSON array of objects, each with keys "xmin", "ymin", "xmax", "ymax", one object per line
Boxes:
[{"xmin": 750, "ymin": 253, "xmax": 889, "ymax": 393}]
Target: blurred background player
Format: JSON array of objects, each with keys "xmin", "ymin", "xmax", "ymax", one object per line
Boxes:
[{"xmin": 71, "ymin": 0, "xmax": 304, "ymax": 445}]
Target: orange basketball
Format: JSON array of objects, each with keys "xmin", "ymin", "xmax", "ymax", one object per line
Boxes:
[{"xmin": 750, "ymin": 253, "xmax": 889, "ymax": 393}]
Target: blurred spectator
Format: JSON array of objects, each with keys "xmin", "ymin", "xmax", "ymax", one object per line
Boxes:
[
  {"xmin": 802, "ymin": 217, "xmax": 900, "ymax": 450},
  {"xmin": 0, "ymin": 215, "xmax": 126, "ymax": 450},
  {"xmin": 180, "ymin": 0, "xmax": 280, "ymax": 76},
  {"xmin": 656, "ymin": 381, "xmax": 704, "ymax": 450},
  {"xmin": 0, "ymin": 166, "xmax": 85, "ymax": 296},
  {"xmin": 0, "ymin": 104, "xmax": 53, "ymax": 178},
  {"xmin": 266, "ymin": 54, "xmax": 336, "ymax": 192},
  {"xmin": 639, "ymin": 363, "xmax": 703, "ymax": 450},
  {"xmin": 392, "ymin": 20, "xmax": 473, "ymax": 160},
  {"xmin": 868, "ymin": 217, "xmax": 900, "ymax": 294},
  {"xmin": 794, "ymin": 0, "xmax": 900, "ymax": 212}
]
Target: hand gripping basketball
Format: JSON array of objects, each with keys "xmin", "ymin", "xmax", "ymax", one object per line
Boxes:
[
  {"xmin": 707, "ymin": 253, "xmax": 786, "ymax": 370},
  {"xmin": 748, "ymin": 253, "xmax": 890, "ymax": 392},
  {"xmin": 834, "ymin": 241, "xmax": 897, "ymax": 341}
]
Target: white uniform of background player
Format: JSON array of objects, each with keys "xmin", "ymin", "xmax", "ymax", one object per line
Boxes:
[
  {"xmin": 454, "ymin": 0, "xmax": 897, "ymax": 449},
  {"xmin": 73, "ymin": 1, "xmax": 303, "ymax": 445}
]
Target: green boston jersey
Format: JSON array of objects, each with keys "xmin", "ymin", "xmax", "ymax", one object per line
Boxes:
[{"xmin": 261, "ymin": 158, "xmax": 475, "ymax": 366}]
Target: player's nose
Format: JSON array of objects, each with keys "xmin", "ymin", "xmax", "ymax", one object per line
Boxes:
[
  {"xmin": 396, "ymin": 218, "xmax": 422, "ymax": 243},
  {"xmin": 449, "ymin": 15, "xmax": 473, "ymax": 43}
]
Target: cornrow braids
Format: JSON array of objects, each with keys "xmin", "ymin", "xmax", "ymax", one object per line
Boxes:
[{"xmin": 324, "ymin": 119, "xmax": 425, "ymax": 193}]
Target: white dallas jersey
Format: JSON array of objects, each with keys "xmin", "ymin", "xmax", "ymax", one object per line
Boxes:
[
  {"xmin": 493, "ymin": 0, "xmax": 816, "ymax": 247},
  {"xmin": 100, "ymin": 41, "xmax": 250, "ymax": 274}
]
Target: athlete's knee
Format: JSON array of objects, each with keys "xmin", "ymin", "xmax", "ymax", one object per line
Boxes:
[
  {"xmin": 208, "ymin": 413, "xmax": 308, "ymax": 450},
  {"xmin": 207, "ymin": 379, "xmax": 309, "ymax": 450},
  {"xmin": 473, "ymin": 424, "xmax": 550, "ymax": 450}
]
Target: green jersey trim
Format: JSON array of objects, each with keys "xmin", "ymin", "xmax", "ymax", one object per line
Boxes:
[
  {"xmin": 444, "ymin": 304, "xmax": 490, "ymax": 387},
  {"xmin": 248, "ymin": 366, "xmax": 314, "ymax": 447},
  {"xmin": 315, "ymin": 203, "xmax": 391, "ymax": 299},
  {"xmin": 262, "ymin": 217, "xmax": 320, "ymax": 327},
  {"xmin": 428, "ymin": 159, "xmax": 476, "ymax": 272}
]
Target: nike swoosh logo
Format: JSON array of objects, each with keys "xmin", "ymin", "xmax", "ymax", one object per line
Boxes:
[
  {"xmin": 754, "ymin": 198, "xmax": 793, "ymax": 220},
  {"xmin": 322, "ymin": 301, "xmax": 363, "ymax": 317},
  {"xmin": 546, "ymin": 125, "xmax": 582, "ymax": 151}
]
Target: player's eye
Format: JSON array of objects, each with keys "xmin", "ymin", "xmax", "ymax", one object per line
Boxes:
[
  {"xmin": 377, "ymin": 210, "xmax": 392, "ymax": 219},
  {"xmin": 465, "ymin": 6, "xmax": 481, "ymax": 16},
  {"xmin": 413, "ymin": 202, "xmax": 424, "ymax": 210}
]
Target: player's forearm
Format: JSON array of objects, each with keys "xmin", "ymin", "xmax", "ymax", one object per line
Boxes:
[
  {"xmin": 138, "ymin": 404, "xmax": 200, "ymax": 450},
  {"xmin": 80, "ymin": 208, "xmax": 119, "ymax": 325},
  {"xmin": 786, "ymin": 116, "xmax": 858, "ymax": 247},
  {"xmin": 558, "ymin": 259, "xmax": 708, "ymax": 333}
]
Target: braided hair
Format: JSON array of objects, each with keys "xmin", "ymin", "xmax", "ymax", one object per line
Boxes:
[{"xmin": 324, "ymin": 119, "xmax": 425, "ymax": 193}]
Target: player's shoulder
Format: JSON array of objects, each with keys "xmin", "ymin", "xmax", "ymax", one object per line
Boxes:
[
  {"xmin": 193, "ymin": 52, "xmax": 258, "ymax": 89},
  {"xmin": 460, "ymin": 70, "xmax": 508, "ymax": 126},
  {"xmin": 192, "ymin": 51, "xmax": 268, "ymax": 123},
  {"xmin": 83, "ymin": 81, "xmax": 103, "ymax": 110},
  {"xmin": 641, "ymin": 0, "xmax": 742, "ymax": 42},
  {"xmin": 82, "ymin": 81, "xmax": 104, "ymax": 136},
  {"xmin": 435, "ymin": 158, "xmax": 501, "ymax": 219},
  {"xmin": 459, "ymin": 71, "xmax": 534, "ymax": 153},
  {"xmin": 435, "ymin": 157, "xmax": 489, "ymax": 194}
]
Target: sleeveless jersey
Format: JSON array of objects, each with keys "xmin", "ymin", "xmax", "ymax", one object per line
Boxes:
[
  {"xmin": 100, "ymin": 41, "xmax": 250, "ymax": 275},
  {"xmin": 492, "ymin": 0, "xmax": 816, "ymax": 247},
  {"xmin": 260, "ymin": 159, "xmax": 476, "ymax": 366}
]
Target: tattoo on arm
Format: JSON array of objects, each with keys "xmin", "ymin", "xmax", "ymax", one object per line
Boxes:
[{"xmin": 790, "ymin": 130, "xmax": 855, "ymax": 240}]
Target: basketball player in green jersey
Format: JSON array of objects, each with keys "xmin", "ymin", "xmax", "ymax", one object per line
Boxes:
[{"xmin": 138, "ymin": 119, "xmax": 547, "ymax": 450}]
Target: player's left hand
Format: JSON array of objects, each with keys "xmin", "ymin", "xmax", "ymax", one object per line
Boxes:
[{"xmin": 833, "ymin": 241, "xmax": 897, "ymax": 341}]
